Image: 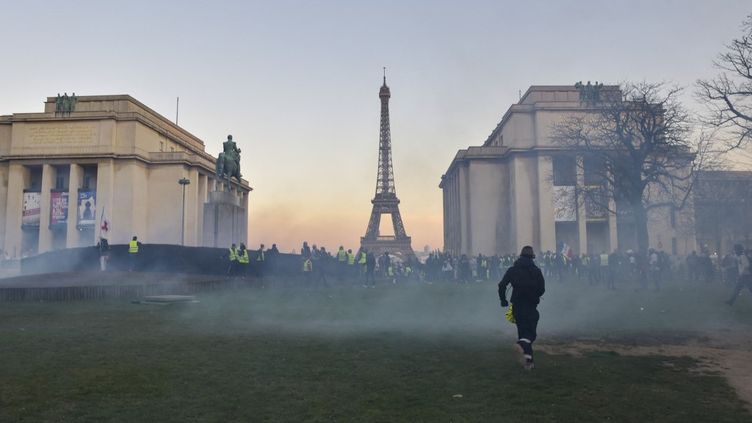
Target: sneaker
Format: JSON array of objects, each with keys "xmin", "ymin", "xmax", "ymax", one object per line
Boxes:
[
  {"xmin": 514, "ymin": 343, "xmax": 526, "ymax": 367},
  {"xmin": 524, "ymin": 360, "xmax": 535, "ymax": 371}
]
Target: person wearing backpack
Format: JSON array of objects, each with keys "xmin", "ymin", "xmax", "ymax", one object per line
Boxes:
[{"xmin": 498, "ymin": 246, "xmax": 546, "ymax": 370}]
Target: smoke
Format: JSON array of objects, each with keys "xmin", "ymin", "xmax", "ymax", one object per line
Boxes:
[{"xmin": 168, "ymin": 276, "xmax": 748, "ymax": 344}]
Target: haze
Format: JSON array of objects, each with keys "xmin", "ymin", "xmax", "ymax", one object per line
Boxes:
[{"xmin": 0, "ymin": 0, "xmax": 749, "ymax": 252}]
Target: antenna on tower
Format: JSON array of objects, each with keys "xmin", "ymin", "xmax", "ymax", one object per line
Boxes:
[{"xmin": 383, "ymin": 66, "xmax": 386, "ymax": 84}]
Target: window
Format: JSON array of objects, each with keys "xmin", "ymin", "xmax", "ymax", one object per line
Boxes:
[
  {"xmin": 670, "ymin": 206, "xmax": 676, "ymax": 228},
  {"xmin": 583, "ymin": 156, "xmax": 606, "ymax": 186},
  {"xmin": 55, "ymin": 176, "xmax": 65, "ymax": 190},
  {"xmin": 553, "ymin": 156, "xmax": 576, "ymax": 186},
  {"xmin": 160, "ymin": 141, "xmax": 164, "ymax": 152}
]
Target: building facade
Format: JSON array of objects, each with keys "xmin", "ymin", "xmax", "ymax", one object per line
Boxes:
[
  {"xmin": 440, "ymin": 85, "xmax": 695, "ymax": 257},
  {"xmin": 0, "ymin": 95, "xmax": 251, "ymax": 258},
  {"xmin": 694, "ymin": 170, "xmax": 752, "ymax": 255}
]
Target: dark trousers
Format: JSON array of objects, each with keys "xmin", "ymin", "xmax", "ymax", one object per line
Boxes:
[
  {"xmin": 365, "ymin": 268, "xmax": 376, "ymax": 286},
  {"xmin": 513, "ymin": 302, "xmax": 540, "ymax": 361},
  {"xmin": 728, "ymin": 275, "xmax": 752, "ymax": 305},
  {"xmin": 128, "ymin": 253, "xmax": 138, "ymax": 271}
]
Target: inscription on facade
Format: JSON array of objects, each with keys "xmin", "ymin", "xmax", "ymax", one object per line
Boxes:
[{"xmin": 26, "ymin": 124, "xmax": 97, "ymax": 146}]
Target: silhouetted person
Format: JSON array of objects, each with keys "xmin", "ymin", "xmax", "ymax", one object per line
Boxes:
[
  {"xmin": 96, "ymin": 237, "xmax": 110, "ymax": 271},
  {"xmin": 727, "ymin": 244, "xmax": 752, "ymax": 306},
  {"xmin": 499, "ymin": 246, "xmax": 546, "ymax": 370},
  {"xmin": 365, "ymin": 252, "xmax": 376, "ymax": 287}
]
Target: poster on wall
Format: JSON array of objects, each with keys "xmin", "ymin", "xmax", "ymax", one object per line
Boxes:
[
  {"xmin": 553, "ymin": 186, "xmax": 576, "ymax": 222},
  {"xmin": 50, "ymin": 191, "xmax": 69, "ymax": 226},
  {"xmin": 22, "ymin": 192, "xmax": 41, "ymax": 226},
  {"xmin": 77, "ymin": 191, "xmax": 96, "ymax": 227}
]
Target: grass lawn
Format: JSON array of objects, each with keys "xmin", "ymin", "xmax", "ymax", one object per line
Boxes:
[{"xmin": 0, "ymin": 279, "xmax": 750, "ymax": 422}]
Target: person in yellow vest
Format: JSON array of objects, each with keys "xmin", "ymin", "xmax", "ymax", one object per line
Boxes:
[
  {"xmin": 302, "ymin": 256, "xmax": 313, "ymax": 284},
  {"xmin": 347, "ymin": 249, "xmax": 356, "ymax": 280},
  {"xmin": 128, "ymin": 236, "xmax": 142, "ymax": 272},
  {"xmin": 336, "ymin": 246, "xmax": 348, "ymax": 281},
  {"xmin": 237, "ymin": 243, "xmax": 250, "ymax": 278},
  {"xmin": 600, "ymin": 251, "xmax": 609, "ymax": 285},
  {"xmin": 256, "ymin": 244, "xmax": 266, "ymax": 282},
  {"xmin": 357, "ymin": 248, "xmax": 367, "ymax": 283},
  {"xmin": 227, "ymin": 243, "xmax": 238, "ymax": 276}
]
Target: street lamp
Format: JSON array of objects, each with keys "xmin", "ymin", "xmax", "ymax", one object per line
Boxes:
[{"xmin": 178, "ymin": 177, "xmax": 191, "ymax": 245}]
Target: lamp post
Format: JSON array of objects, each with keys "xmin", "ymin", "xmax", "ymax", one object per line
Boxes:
[{"xmin": 178, "ymin": 177, "xmax": 191, "ymax": 245}]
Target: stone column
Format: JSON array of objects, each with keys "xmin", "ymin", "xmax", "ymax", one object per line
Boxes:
[
  {"xmin": 537, "ymin": 154, "xmax": 556, "ymax": 252},
  {"xmin": 184, "ymin": 168, "xmax": 199, "ymax": 246},
  {"xmin": 4, "ymin": 164, "xmax": 30, "ymax": 259},
  {"xmin": 608, "ymin": 197, "xmax": 618, "ymax": 253},
  {"xmin": 512, "ymin": 156, "xmax": 535, "ymax": 249},
  {"xmin": 66, "ymin": 164, "xmax": 82, "ymax": 248},
  {"xmin": 37, "ymin": 165, "xmax": 56, "ymax": 253},
  {"xmin": 196, "ymin": 173, "xmax": 207, "ymax": 246},
  {"xmin": 242, "ymin": 190, "xmax": 249, "ymax": 243},
  {"xmin": 95, "ymin": 159, "xmax": 115, "ymax": 243},
  {"xmin": 576, "ymin": 157, "xmax": 587, "ymax": 255}
]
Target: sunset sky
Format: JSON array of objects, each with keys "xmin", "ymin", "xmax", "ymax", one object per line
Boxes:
[{"xmin": 1, "ymin": 0, "xmax": 750, "ymax": 252}]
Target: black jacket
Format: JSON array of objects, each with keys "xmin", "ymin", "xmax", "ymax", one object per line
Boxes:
[{"xmin": 498, "ymin": 256, "xmax": 546, "ymax": 306}]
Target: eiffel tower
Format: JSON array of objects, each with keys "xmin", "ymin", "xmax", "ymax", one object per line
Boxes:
[{"xmin": 360, "ymin": 70, "xmax": 414, "ymax": 259}]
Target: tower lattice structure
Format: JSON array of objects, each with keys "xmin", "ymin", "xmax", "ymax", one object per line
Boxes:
[{"xmin": 360, "ymin": 71, "xmax": 414, "ymax": 258}]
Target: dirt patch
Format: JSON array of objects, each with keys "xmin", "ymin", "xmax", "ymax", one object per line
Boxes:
[{"xmin": 540, "ymin": 332, "xmax": 752, "ymax": 411}]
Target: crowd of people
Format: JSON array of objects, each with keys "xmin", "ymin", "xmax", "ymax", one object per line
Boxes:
[{"xmin": 221, "ymin": 240, "xmax": 752, "ymax": 304}]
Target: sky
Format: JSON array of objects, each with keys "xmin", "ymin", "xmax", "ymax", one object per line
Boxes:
[{"xmin": 1, "ymin": 0, "xmax": 750, "ymax": 253}]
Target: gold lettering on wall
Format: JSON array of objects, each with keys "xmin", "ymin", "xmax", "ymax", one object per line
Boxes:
[{"xmin": 26, "ymin": 124, "xmax": 97, "ymax": 146}]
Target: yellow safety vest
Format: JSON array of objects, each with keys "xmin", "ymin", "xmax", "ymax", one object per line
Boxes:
[
  {"xmin": 388, "ymin": 266, "xmax": 394, "ymax": 277},
  {"xmin": 337, "ymin": 249, "xmax": 347, "ymax": 262},
  {"xmin": 600, "ymin": 254, "xmax": 609, "ymax": 266},
  {"xmin": 256, "ymin": 250, "xmax": 265, "ymax": 261},
  {"xmin": 358, "ymin": 253, "xmax": 366, "ymax": 265},
  {"xmin": 347, "ymin": 252, "xmax": 355, "ymax": 265},
  {"xmin": 128, "ymin": 240, "xmax": 139, "ymax": 253},
  {"xmin": 229, "ymin": 248, "xmax": 237, "ymax": 261},
  {"xmin": 303, "ymin": 259, "xmax": 312, "ymax": 272},
  {"xmin": 238, "ymin": 250, "xmax": 249, "ymax": 264}
]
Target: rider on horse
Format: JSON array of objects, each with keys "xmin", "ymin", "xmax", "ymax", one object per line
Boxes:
[{"xmin": 216, "ymin": 135, "xmax": 242, "ymax": 182}]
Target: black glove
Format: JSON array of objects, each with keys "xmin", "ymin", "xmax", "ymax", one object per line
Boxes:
[{"xmin": 500, "ymin": 299, "xmax": 509, "ymax": 308}]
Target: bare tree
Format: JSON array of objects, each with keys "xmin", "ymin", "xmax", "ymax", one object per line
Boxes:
[
  {"xmin": 552, "ymin": 82, "xmax": 699, "ymax": 254},
  {"xmin": 697, "ymin": 14, "xmax": 752, "ymax": 150}
]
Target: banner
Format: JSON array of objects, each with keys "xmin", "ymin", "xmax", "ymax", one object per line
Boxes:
[
  {"xmin": 50, "ymin": 191, "xmax": 69, "ymax": 226},
  {"xmin": 77, "ymin": 191, "xmax": 96, "ymax": 226},
  {"xmin": 553, "ymin": 186, "xmax": 576, "ymax": 222},
  {"xmin": 22, "ymin": 192, "xmax": 41, "ymax": 226}
]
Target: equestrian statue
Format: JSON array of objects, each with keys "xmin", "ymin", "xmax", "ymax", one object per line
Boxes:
[{"xmin": 216, "ymin": 134, "xmax": 242, "ymax": 184}]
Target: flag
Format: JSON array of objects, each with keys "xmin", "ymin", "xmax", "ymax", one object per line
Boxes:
[{"xmin": 100, "ymin": 207, "xmax": 110, "ymax": 238}]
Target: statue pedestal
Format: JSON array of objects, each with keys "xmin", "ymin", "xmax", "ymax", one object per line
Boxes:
[{"xmin": 203, "ymin": 190, "xmax": 246, "ymax": 248}]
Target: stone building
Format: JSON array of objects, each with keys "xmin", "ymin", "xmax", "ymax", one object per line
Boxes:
[
  {"xmin": 440, "ymin": 85, "xmax": 695, "ymax": 257},
  {"xmin": 694, "ymin": 170, "xmax": 752, "ymax": 255},
  {"xmin": 0, "ymin": 94, "xmax": 251, "ymax": 258}
]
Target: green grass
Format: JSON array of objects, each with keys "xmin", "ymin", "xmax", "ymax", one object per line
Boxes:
[{"xmin": 0, "ymin": 280, "xmax": 750, "ymax": 422}]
